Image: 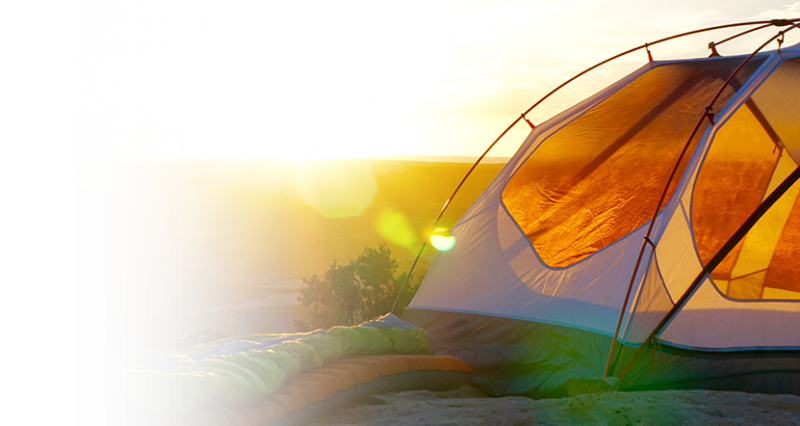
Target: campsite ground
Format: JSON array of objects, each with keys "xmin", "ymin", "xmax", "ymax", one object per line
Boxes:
[
  {"xmin": 120, "ymin": 159, "xmax": 800, "ymax": 425},
  {"xmin": 156, "ymin": 284, "xmax": 800, "ymax": 426},
  {"xmin": 308, "ymin": 386, "xmax": 800, "ymax": 426},
  {"xmin": 138, "ymin": 291, "xmax": 800, "ymax": 426}
]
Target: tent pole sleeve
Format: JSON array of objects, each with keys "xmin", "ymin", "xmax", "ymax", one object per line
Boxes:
[{"xmin": 616, "ymin": 164, "xmax": 800, "ymax": 383}]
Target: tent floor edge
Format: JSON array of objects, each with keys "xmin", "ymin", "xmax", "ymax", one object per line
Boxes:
[{"xmin": 404, "ymin": 308, "xmax": 800, "ymax": 398}]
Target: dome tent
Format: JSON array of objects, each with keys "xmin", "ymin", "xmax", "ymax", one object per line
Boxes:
[{"xmin": 403, "ymin": 19, "xmax": 800, "ymax": 398}]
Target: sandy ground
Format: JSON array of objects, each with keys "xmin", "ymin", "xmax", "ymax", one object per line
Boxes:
[{"xmin": 307, "ymin": 386, "xmax": 800, "ymax": 426}]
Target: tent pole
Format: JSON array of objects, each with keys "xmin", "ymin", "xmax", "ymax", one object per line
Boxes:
[
  {"xmin": 601, "ymin": 114, "xmax": 705, "ymax": 377},
  {"xmin": 398, "ymin": 19, "xmax": 798, "ymax": 320},
  {"xmin": 602, "ymin": 26, "xmax": 795, "ymax": 377},
  {"xmin": 391, "ymin": 242, "xmax": 427, "ymax": 314},
  {"xmin": 434, "ymin": 117, "xmax": 524, "ymax": 224},
  {"xmin": 710, "ymin": 23, "xmax": 772, "ymax": 51},
  {"xmin": 520, "ymin": 19, "xmax": 792, "ymax": 119},
  {"xmin": 429, "ymin": 18, "xmax": 791, "ymax": 234},
  {"xmin": 616, "ymin": 164, "xmax": 800, "ymax": 383},
  {"xmin": 392, "ymin": 114, "xmax": 525, "ymax": 316}
]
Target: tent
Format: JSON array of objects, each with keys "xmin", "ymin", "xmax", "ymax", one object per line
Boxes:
[{"xmin": 403, "ymin": 21, "xmax": 800, "ymax": 398}]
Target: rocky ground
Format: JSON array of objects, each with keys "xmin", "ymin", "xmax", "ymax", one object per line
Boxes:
[
  {"xmin": 128, "ymin": 289, "xmax": 800, "ymax": 426},
  {"xmin": 308, "ymin": 386, "xmax": 800, "ymax": 426}
]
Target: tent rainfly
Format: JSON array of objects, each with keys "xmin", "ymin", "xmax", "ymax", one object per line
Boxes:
[{"xmin": 403, "ymin": 19, "xmax": 800, "ymax": 398}]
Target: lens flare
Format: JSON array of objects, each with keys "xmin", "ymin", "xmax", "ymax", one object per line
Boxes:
[
  {"xmin": 430, "ymin": 227, "xmax": 456, "ymax": 251},
  {"xmin": 295, "ymin": 160, "xmax": 378, "ymax": 218},
  {"xmin": 376, "ymin": 210, "xmax": 418, "ymax": 249}
]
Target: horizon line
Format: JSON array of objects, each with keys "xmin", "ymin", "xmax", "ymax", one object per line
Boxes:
[{"xmin": 75, "ymin": 148, "xmax": 511, "ymax": 164}]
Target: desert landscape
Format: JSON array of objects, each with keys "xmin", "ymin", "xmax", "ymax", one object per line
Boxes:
[
  {"xmin": 109, "ymin": 158, "xmax": 505, "ymax": 354},
  {"xmin": 53, "ymin": 3, "xmax": 800, "ymax": 426},
  {"xmin": 75, "ymin": 154, "xmax": 800, "ymax": 426}
]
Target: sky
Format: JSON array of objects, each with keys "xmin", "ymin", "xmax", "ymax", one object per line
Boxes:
[{"xmin": 75, "ymin": 0, "xmax": 800, "ymax": 161}]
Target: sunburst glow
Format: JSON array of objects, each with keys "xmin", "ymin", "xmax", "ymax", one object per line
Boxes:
[
  {"xmin": 78, "ymin": 1, "xmax": 799, "ymax": 162},
  {"xmin": 430, "ymin": 227, "xmax": 457, "ymax": 252}
]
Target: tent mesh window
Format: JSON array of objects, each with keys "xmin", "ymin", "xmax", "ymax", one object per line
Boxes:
[
  {"xmin": 693, "ymin": 58, "xmax": 800, "ymax": 300},
  {"xmin": 503, "ymin": 57, "xmax": 765, "ymax": 268}
]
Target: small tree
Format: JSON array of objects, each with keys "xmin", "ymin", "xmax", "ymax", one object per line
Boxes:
[
  {"xmin": 294, "ymin": 272, "xmax": 334, "ymax": 331},
  {"xmin": 329, "ymin": 261, "xmax": 360, "ymax": 326},
  {"xmin": 355, "ymin": 244, "xmax": 398, "ymax": 320},
  {"xmin": 294, "ymin": 260, "xmax": 363, "ymax": 331},
  {"xmin": 294, "ymin": 243, "xmax": 423, "ymax": 332},
  {"xmin": 390, "ymin": 267, "xmax": 426, "ymax": 317}
]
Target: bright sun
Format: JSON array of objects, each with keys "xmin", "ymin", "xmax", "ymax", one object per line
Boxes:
[{"xmin": 82, "ymin": 1, "xmax": 800, "ymax": 161}]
